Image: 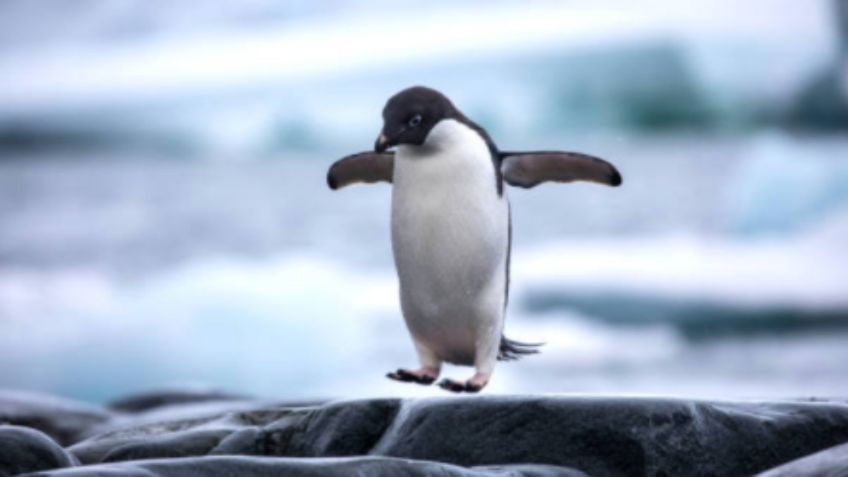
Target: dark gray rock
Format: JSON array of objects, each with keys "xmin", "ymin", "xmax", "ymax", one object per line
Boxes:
[
  {"xmin": 377, "ymin": 397, "xmax": 848, "ymax": 477},
  {"xmin": 0, "ymin": 425, "xmax": 77, "ymax": 476},
  {"xmin": 102, "ymin": 429, "xmax": 234, "ymax": 463},
  {"xmin": 0, "ymin": 391, "xmax": 113, "ymax": 446},
  {"xmin": 65, "ymin": 396, "xmax": 848, "ymax": 477},
  {"xmin": 208, "ymin": 398, "xmax": 400, "ymax": 457},
  {"xmin": 21, "ymin": 456, "xmax": 587, "ymax": 477},
  {"xmin": 76, "ymin": 396, "xmax": 322, "ymax": 455},
  {"xmin": 756, "ymin": 441, "xmax": 848, "ymax": 477},
  {"xmin": 69, "ymin": 405, "xmax": 270, "ymax": 465},
  {"xmin": 71, "ymin": 399, "xmax": 400, "ymax": 464},
  {"xmin": 108, "ymin": 389, "xmax": 247, "ymax": 413}
]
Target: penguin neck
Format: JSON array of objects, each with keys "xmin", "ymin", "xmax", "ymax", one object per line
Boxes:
[
  {"xmin": 393, "ymin": 119, "xmax": 498, "ymax": 194},
  {"xmin": 397, "ymin": 119, "xmax": 481, "ymax": 158}
]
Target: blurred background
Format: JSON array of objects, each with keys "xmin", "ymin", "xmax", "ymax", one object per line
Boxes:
[{"xmin": 0, "ymin": 0, "xmax": 846, "ymax": 403}]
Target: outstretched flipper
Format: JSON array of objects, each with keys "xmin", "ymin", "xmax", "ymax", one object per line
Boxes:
[
  {"xmin": 500, "ymin": 151, "xmax": 622, "ymax": 188},
  {"xmin": 327, "ymin": 152, "xmax": 395, "ymax": 190}
]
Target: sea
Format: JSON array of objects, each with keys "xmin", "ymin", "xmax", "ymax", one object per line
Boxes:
[{"xmin": 1, "ymin": 133, "xmax": 847, "ymax": 403}]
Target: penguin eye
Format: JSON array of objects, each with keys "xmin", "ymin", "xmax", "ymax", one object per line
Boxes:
[{"xmin": 408, "ymin": 115, "xmax": 422, "ymax": 127}]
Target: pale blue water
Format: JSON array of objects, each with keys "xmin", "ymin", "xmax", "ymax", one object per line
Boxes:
[{"xmin": 1, "ymin": 134, "xmax": 847, "ymax": 402}]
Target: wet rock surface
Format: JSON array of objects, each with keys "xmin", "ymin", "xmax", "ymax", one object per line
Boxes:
[
  {"xmin": 0, "ymin": 425, "xmax": 77, "ymax": 476},
  {"xmin": 24, "ymin": 456, "xmax": 589, "ymax": 477},
  {"xmin": 107, "ymin": 389, "xmax": 249, "ymax": 413},
  {"xmin": 2, "ymin": 389, "xmax": 847, "ymax": 476},
  {"xmin": 0, "ymin": 391, "xmax": 112, "ymax": 446},
  {"xmin": 373, "ymin": 397, "xmax": 848, "ymax": 476},
  {"xmin": 755, "ymin": 441, "xmax": 848, "ymax": 477}
]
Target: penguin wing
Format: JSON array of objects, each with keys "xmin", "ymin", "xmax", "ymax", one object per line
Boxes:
[
  {"xmin": 500, "ymin": 151, "xmax": 622, "ymax": 188},
  {"xmin": 327, "ymin": 152, "xmax": 394, "ymax": 190}
]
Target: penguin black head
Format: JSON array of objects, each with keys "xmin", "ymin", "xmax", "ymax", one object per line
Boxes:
[{"xmin": 375, "ymin": 86, "xmax": 457, "ymax": 153}]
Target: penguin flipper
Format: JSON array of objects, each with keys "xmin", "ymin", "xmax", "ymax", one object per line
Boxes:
[
  {"xmin": 500, "ymin": 151, "xmax": 622, "ymax": 188},
  {"xmin": 327, "ymin": 152, "xmax": 395, "ymax": 190}
]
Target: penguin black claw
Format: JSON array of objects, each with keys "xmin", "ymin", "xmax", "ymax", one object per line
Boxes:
[
  {"xmin": 387, "ymin": 369, "xmax": 435, "ymax": 385},
  {"xmin": 438, "ymin": 378, "xmax": 485, "ymax": 393},
  {"xmin": 437, "ymin": 378, "xmax": 469, "ymax": 393}
]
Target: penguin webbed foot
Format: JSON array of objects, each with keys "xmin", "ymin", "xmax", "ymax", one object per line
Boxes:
[
  {"xmin": 437, "ymin": 376, "xmax": 486, "ymax": 393},
  {"xmin": 386, "ymin": 368, "xmax": 437, "ymax": 385}
]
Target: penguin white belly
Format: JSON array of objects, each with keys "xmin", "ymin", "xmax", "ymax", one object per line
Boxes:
[{"xmin": 391, "ymin": 120, "xmax": 508, "ymax": 365}]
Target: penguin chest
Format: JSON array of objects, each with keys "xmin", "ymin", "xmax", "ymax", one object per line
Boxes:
[{"xmin": 390, "ymin": 128, "xmax": 509, "ymax": 350}]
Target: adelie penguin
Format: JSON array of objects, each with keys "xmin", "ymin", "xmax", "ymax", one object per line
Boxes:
[{"xmin": 327, "ymin": 86, "xmax": 622, "ymax": 393}]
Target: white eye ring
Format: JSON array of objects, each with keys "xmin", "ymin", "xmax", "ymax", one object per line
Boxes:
[{"xmin": 408, "ymin": 115, "xmax": 422, "ymax": 127}]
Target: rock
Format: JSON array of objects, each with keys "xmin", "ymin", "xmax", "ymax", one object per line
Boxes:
[
  {"xmin": 108, "ymin": 389, "xmax": 248, "ymax": 413},
  {"xmin": 21, "ymin": 455, "xmax": 588, "ymax": 477},
  {"xmin": 376, "ymin": 397, "xmax": 848, "ymax": 477},
  {"xmin": 0, "ymin": 391, "xmax": 112, "ymax": 446},
  {"xmin": 0, "ymin": 425, "xmax": 77, "ymax": 476},
  {"xmin": 65, "ymin": 396, "xmax": 848, "ymax": 477},
  {"xmin": 756, "ymin": 441, "xmax": 848, "ymax": 477},
  {"xmin": 240, "ymin": 398, "xmax": 398, "ymax": 457},
  {"xmin": 81, "ymin": 395, "xmax": 324, "ymax": 453},
  {"xmin": 71, "ymin": 399, "xmax": 399, "ymax": 464}
]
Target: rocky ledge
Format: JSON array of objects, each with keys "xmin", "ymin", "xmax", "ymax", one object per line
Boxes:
[{"xmin": 1, "ymin": 390, "xmax": 848, "ymax": 476}]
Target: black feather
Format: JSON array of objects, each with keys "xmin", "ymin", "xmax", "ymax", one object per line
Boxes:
[{"xmin": 498, "ymin": 336, "xmax": 543, "ymax": 361}]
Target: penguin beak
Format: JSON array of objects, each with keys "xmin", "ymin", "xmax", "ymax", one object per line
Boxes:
[{"xmin": 374, "ymin": 133, "xmax": 389, "ymax": 153}]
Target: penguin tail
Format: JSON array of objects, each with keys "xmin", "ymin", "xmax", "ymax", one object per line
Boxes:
[{"xmin": 498, "ymin": 336, "xmax": 544, "ymax": 361}]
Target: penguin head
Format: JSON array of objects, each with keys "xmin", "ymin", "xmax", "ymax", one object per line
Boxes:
[{"xmin": 375, "ymin": 86, "xmax": 456, "ymax": 152}]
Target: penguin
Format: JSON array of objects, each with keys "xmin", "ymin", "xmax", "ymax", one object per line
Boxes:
[{"xmin": 327, "ymin": 86, "xmax": 621, "ymax": 393}]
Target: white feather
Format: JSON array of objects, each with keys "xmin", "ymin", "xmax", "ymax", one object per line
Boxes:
[{"xmin": 391, "ymin": 119, "xmax": 508, "ymax": 369}]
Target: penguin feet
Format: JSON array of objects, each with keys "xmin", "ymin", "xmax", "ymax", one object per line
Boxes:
[
  {"xmin": 386, "ymin": 367, "xmax": 439, "ymax": 385},
  {"xmin": 437, "ymin": 373, "xmax": 489, "ymax": 393}
]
